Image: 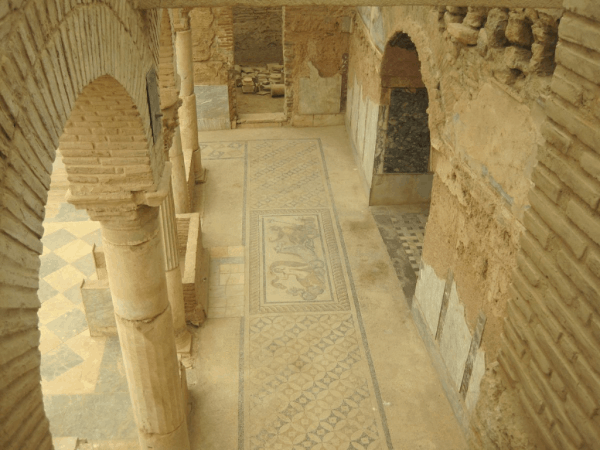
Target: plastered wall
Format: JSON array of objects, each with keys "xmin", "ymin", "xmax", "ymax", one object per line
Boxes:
[{"xmin": 282, "ymin": 6, "xmax": 352, "ymax": 127}]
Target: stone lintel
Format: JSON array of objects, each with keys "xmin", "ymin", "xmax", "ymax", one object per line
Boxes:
[{"xmin": 137, "ymin": 0, "xmax": 563, "ymax": 9}]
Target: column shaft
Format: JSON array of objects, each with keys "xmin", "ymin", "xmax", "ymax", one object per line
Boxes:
[
  {"xmin": 159, "ymin": 186, "xmax": 192, "ymax": 353},
  {"xmin": 100, "ymin": 207, "xmax": 190, "ymax": 450},
  {"xmin": 169, "ymin": 127, "xmax": 190, "ymax": 214},
  {"xmin": 176, "ymin": 27, "xmax": 204, "ymax": 183}
]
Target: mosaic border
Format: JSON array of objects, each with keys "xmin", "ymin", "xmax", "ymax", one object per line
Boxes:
[{"xmin": 249, "ymin": 208, "xmax": 351, "ymax": 315}]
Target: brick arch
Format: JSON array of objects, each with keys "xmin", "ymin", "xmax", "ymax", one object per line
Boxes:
[
  {"xmin": 59, "ymin": 75, "xmax": 155, "ymax": 203},
  {"xmin": 0, "ymin": 1, "xmax": 162, "ymax": 448},
  {"xmin": 379, "ymin": 23, "xmax": 445, "ymax": 147},
  {"xmin": 378, "ymin": 31, "xmax": 431, "ymax": 176}
]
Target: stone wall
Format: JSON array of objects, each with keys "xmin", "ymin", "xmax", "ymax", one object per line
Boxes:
[
  {"xmin": 233, "ymin": 7, "xmax": 283, "ymax": 65},
  {"xmin": 190, "ymin": 7, "xmax": 234, "ymax": 86},
  {"xmin": 282, "ymin": 6, "xmax": 352, "ymax": 126},
  {"xmin": 0, "ymin": 0, "xmax": 161, "ymax": 448},
  {"xmin": 345, "ymin": 5, "xmax": 587, "ymax": 449},
  {"xmin": 189, "ymin": 7, "xmax": 236, "ymax": 123}
]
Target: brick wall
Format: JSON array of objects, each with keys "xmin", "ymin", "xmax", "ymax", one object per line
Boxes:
[
  {"xmin": 500, "ymin": 2, "xmax": 600, "ymax": 448},
  {"xmin": 0, "ymin": 1, "xmax": 160, "ymax": 447},
  {"xmin": 350, "ymin": 6, "xmax": 570, "ymax": 448}
]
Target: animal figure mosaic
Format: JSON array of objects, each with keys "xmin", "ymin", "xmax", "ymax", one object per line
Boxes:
[{"xmin": 267, "ymin": 217, "xmax": 327, "ymax": 301}]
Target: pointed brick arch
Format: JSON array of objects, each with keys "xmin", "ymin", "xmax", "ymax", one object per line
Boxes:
[{"xmin": 60, "ymin": 75, "xmax": 155, "ymax": 201}]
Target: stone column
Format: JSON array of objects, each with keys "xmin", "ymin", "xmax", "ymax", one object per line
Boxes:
[
  {"xmin": 176, "ymin": 21, "xmax": 205, "ymax": 183},
  {"xmin": 100, "ymin": 206, "xmax": 190, "ymax": 450},
  {"xmin": 159, "ymin": 183, "xmax": 192, "ymax": 354},
  {"xmin": 169, "ymin": 127, "xmax": 190, "ymax": 214}
]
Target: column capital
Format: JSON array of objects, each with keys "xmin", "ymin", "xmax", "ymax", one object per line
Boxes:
[
  {"xmin": 66, "ymin": 163, "xmax": 172, "ymax": 223},
  {"xmin": 173, "ymin": 8, "xmax": 193, "ymax": 32}
]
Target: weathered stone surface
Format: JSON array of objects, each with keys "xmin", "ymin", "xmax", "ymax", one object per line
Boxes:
[
  {"xmin": 463, "ymin": 7, "xmax": 489, "ymax": 28},
  {"xmin": 506, "ymin": 11, "xmax": 534, "ymax": 47},
  {"xmin": 485, "ymin": 8, "xmax": 509, "ymax": 47},
  {"xmin": 504, "ymin": 46, "xmax": 533, "ymax": 72},
  {"xmin": 447, "ymin": 23, "xmax": 480, "ymax": 45},
  {"xmin": 140, "ymin": 0, "xmax": 563, "ymax": 7},
  {"xmin": 298, "ymin": 62, "xmax": 342, "ymax": 115},
  {"xmin": 81, "ymin": 279, "xmax": 116, "ymax": 337}
]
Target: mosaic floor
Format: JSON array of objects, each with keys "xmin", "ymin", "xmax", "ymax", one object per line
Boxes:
[
  {"xmin": 40, "ymin": 128, "xmax": 466, "ymax": 450},
  {"xmin": 240, "ymin": 139, "xmax": 390, "ymax": 449},
  {"xmin": 370, "ymin": 206, "xmax": 429, "ymax": 305}
]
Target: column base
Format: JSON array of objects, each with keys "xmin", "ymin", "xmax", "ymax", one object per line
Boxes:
[
  {"xmin": 194, "ymin": 166, "xmax": 207, "ymax": 184},
  {"xmin": 176, "ymin": 328, "xmax": 193, "ymax": 355},
  {"xmin": 138, "ymin": 418, "xmax": 190, "ymax": 450}
]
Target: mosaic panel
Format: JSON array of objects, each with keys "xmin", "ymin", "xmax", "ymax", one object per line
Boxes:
[
  {"xmin": 390, "ymin": 212, "xmax": 427, "ymax": 273},
  {"xmin": 246, "ymin": 314, "xmax": 382, "ymax": 450},
  {"xmin": 249, "ymin": 210, "xmax": 350, "ymax": 314}
]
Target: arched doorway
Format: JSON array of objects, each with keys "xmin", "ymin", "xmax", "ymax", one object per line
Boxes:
[{"xmin": 370, "ymin": 32, "xmax": 432, "ymax": 302}]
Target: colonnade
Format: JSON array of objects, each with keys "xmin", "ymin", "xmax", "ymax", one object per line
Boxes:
[{"xmin": 75, "ymin": 10, "xmax": 204, "ymax": 449}]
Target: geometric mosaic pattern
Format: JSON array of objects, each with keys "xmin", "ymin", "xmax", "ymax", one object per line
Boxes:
[
  {"xmin": 389, "ymin": 213, "xmax": 427, "ymax": 273},
  {"xmin": 247, "ymin": 140, "xmax": 329, "ymax": 210},
  {"xmin": 247, "ymin": 314, "xmax": 382, "ymax": 450},
  {"xmin": 244, "ymin": 139, "xmax": 389, "ymax": 449}
]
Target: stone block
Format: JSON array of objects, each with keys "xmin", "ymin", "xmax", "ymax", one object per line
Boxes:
[
  {"xmin": 81, "ymin": 279, "xmax": 117, "ymax": 337},
  {"xmin": 369, "ymin": 173, "xmax": 433, "ymax": 206},
  {"xmin": 484, "ymin": 8, "xmax": 509, "ymax": 47},
  {"xmin": 177, "ymin": 213, "xmax": 207, "ymax": 325},
  {"xmin": 447, "ymin": 23, "xmax": 479, "ymax": 45},
  {"xmin": 463, "ymin": 7, "xmax": 488, "ymax": 28},
  {"xmin": 292, "ymin": 114, "xmax": 314, "ymax": 127},
  {"xmin": 298, "ymin": 62, "xmax": 341, "ymax": 115},
  {"xmin": 504, "ymin": 46, "xmax": 532, "ymax": 72},
  {"xmin": 506, "ymin": 13, "xmax": 533, "ymax": 47}
]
